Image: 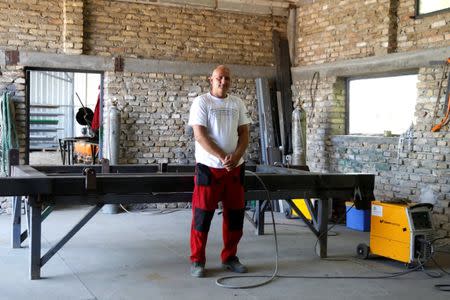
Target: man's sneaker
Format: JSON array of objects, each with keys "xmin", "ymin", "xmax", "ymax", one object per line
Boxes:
[
  {"xmin": 222, "ymin": 256, "xmax": 248, "ymax": 273},
  {"xmin": 190, "ymin": 262, "xmax": 205, "ymax": 278}
]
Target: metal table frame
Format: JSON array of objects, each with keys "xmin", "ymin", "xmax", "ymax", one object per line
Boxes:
[{"xmin": 2, "ymin": 151, "xmax": 374, "ymax": 280}]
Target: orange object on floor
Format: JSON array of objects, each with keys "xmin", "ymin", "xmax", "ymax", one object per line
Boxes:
[{"xmin": 74, "ymin": 141, "xmax": 98, "ymax": 164}]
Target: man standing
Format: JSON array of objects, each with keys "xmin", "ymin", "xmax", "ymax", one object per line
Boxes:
[{"xmin": 188, "ymin": 65, "xmax": 251, "ymax": 278}]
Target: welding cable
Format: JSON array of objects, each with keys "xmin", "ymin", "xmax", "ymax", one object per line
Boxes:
[
  {"xmin": 119, "ymin": 204, "xmax": 181, "ymax": 215},
  {"xmin": 417, "ymin": 256, "xmax": 442, "ymax": 279},
  {"xmin": 312, "ymin": 203, "xmax": 355, "ymax": 261},
  {"xmin": 265, "ymin": 221, "xmax": 339, "ymax": 237},
  {"xmin": 215, "ymin": 171, "xmax": 425, "ymax": 288},
  {"xmin": 431, "ymin": 257, "xmax": 450, "ymax": 275},
  {"xmin": 428, "ymin": 238, "xmax": 450, "ymax": 292},
  {"xmin": 216, "ymin": 170, "xmax": 280, "ymax": 289},
  {"xmin": 215, "ymin": 170, "xmax": 442, "ymax": 289}
]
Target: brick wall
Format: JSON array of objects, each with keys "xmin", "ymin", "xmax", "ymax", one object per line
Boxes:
[
  {"xmin": 0, "ymin": 0, "xmax": 286, "ymax": 61},
  {"xmin": 104, "ymin": 71, "xmax": 260, "ymax": 165},
  {"xmin": 296, "ymin": 0, "xmax": 393, "ymax": 66},
  {"xmin": 397, "ymin": 0, "xmax": 450, "ymax": 51},
  {"xmin": 295, "ymin": 0, "xmax": 450, "ymax": 66},
  {"xmin": 293, "ymin": 67, "xmax": 450, "ymax": 234},
  {"xmin": 83, "ymin": 0, "xmax": 285, "ymax": 65},
  {"xmin": 0, "ymin": 0, "xmax": 64, "ymax": 52},
  {"xmin": 63, "ymin": 0, "xmax": 84, "ymax": 54},
  {"xmin": 0, "ymin": 1, "xmax": 282, "ymax": 213},
  {"xmin": 292, "ymin": 76, "xmax": 346, "ymax": 170},
  {"xmin": 292, "ymin": 0, "xmax": 450, "ymax": 232}
]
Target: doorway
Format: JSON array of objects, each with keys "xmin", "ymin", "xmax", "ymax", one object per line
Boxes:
[{"xmin": 26, "ymin": 69, "xmax": 103, "ymax": 165}]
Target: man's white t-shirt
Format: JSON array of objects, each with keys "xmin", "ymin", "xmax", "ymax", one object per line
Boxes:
[{"xmin": 188, "ymin": 92, "xmax": 252, "ymax": 168}]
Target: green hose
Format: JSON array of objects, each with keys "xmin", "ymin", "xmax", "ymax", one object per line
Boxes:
[{"xmin": 0, "ymin": 92, "xmax": 19, "ymax": 176}]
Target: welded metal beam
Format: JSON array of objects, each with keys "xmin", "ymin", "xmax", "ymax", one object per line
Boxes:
[{"xmin": 2, "ymin": 164, "xmax": 375, "ymax": 280}]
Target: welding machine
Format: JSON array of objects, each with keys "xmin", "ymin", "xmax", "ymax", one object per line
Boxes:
[{"xmin": 357, "ymin": 200, "xmax": 436, "ymax": 265}]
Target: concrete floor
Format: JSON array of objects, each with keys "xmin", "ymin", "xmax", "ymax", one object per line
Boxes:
[
  {"xmin": 0, "ymin": 206, "xmax": 449, "ymax": 300},
  {"xmin": 29, "ymin": 150, "xmax": 63, "ymax": 165}
]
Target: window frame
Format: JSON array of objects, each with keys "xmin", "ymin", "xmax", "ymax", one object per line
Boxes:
[
  {"xmin": 415, "ymin": 0, "xmax": 450, "ymax": 18},
  {"xmin": 345, "ymin": 70, "xmax": 419, "ymax": 136}
]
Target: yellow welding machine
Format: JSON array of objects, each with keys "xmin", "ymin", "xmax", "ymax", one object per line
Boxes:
[{"xmin": 357, "ymin": 200, "xmax": 435, "ymax": 264}]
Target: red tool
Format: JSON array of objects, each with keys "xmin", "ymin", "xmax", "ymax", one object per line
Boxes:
[
  {"xmin": 431, "ymin": 58, "xmax": 450, "ymax": 132},
  {"xmin": 431, "ymin": 93, "xmax": 450, "ymax": 132}
]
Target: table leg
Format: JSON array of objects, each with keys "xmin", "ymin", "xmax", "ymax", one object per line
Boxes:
[
  {"xmin": 316, "ymin": 198, "xmax": 329, "ymax": 258},
  {"xmin": 11, "ymin": 196, "xmax": 21, "ymax": 248},
  {"xmin": 29, "ymin": 198, "xmax": 42, "ymax": 280}
]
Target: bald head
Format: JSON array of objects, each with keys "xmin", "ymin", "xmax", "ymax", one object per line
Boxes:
[
  {"xmin": 210, "ymin": 65, "xmax": 231, "ymax": 98},
  {"xmin": 211, "ymin": 65, "xmax": 230, "ymax": 77}
]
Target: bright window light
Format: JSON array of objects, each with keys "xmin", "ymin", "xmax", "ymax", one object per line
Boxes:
[
  {"xmin": 418, "ymin": 0, "xmax": 450, "ymax": 15},
  {"xmin": 348, "ymin": 74, "xmax": 418, "ymax": 135}
]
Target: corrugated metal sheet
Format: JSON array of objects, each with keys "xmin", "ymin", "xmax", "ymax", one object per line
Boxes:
[{"xmin": 29, "ymin": 71, "xmax": 74, "ymax": 149}]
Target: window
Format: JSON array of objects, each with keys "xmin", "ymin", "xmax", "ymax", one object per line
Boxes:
[
  {"xmin": 347, "ymin": 74, "xmax": 418, "ymax": 135},
  {"xmin": 416, "ymin": 0, "xmax": 450, "ymax": 16}
]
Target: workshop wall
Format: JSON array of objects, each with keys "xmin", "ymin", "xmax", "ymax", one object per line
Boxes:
[
  {"xmin": 293, "ymin": 0, "xmax": 450, "ymax": 233},
  {"xmin": 293, "ymin": 68, "xmax": 450, "ymax": 234},
  {"xmin": 83, "ymin": 0, "xmax": 285, "ymax": 66},
  {"xmin": 397, "ymin": 0, "xmax": 450, "ymax": 52},
  {"xmin": 295, "ymin": 0, "xmax": 450, "ymax": 66},
  {"xmin": 0, "ymin": 0, "xmax": 284, "ymax": 213},
  {"xmin": 296, "ymin": 0, "xmax": 393, "ymax": 66},
  {"xmin": 104, "ymin": 71, "xmax": 260, "ymax": 165},
  {"xmin": 0, "ymin": 0, "xmax": 65, "ymax": 53}
]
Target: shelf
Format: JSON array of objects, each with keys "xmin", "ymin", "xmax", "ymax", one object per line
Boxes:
[
  {"xmin": 30, "ymin": 135, "xmax": 56, "ymax": 141},
  {"xmin": 30, "ymin": 112, "xmax": 64, "ymax": 117},
  {"xmin": 30, "ymin": 119, "xmax": 59, "ymax": 125},
  {"xmin": 29, "ymin": 104, "xmax": 61, "ymax": 150},
  {"xmin": 30, "ymin": 104, "xmax": 60, "ymax": 109},
  {"xmin": 30, "ymin": 127, "xmax": 63, "ymax": 132}
]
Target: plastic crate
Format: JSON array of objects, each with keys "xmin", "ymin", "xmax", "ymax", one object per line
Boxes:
[{"xmin": 346, "ymin": 202, "xmax": 371, "ymax": 231}]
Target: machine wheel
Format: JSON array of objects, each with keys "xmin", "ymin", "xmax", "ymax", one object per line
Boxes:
[
  {"xmin": 356, "ymin": 243, "xmax": 370, "ymax": 259},
  {"xmin": 284, "ymin": 207, "xmax": 293, "ymax": 219}
]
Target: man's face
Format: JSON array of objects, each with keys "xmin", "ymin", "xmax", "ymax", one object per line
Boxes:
[{"xmin": 210, "ymin": 67, "xmax": 231, "ymax": 98}]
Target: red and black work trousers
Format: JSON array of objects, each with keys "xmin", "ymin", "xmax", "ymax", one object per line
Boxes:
[{"xmin": 190, "ymin": 163, "xmax": 245, "ymax": 264}]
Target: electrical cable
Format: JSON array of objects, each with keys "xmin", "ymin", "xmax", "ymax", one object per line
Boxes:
[
  {"xmin": 216, "ymin": 170, "xmax": 280, "ymax": 289},
  {"xmin": 308, "ymin": 71, "xmax": 319, "ymax": 125},
  {"xmin": 215, "ymin": 170, "xmax": 439, "ymax": 289},
  {"xmin": 313, "ymin": 203, "xmax": 355, "ymax": 256},
  {"xmin": 119, "ymin": 204, "xmax": 181, "ymax": 215},
  {"xmin": 430, "ymin": 243, "xmax": 450, "ymax": 292},
  {"xmin": 432, "ymin": 63, "xmax": 449, "ymax": 120}
]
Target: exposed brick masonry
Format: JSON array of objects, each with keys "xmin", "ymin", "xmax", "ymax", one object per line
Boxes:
[
  {"xmin": 397, "ymin": 0, "xmax": 450, "ymax": 51},
  {"xmin": 292, "ymin": 67, "xmax": 450, "ymax": 234},
  {"xmin": 296, "ymin": 0, "xmax": 393, "ymax": 65},
  {"xmin": 63, "ymin": 0, "xmax": 84, "ymax": 54},
  {"xmin": 296, "ymin": 0, "xmax": 450, "ymax": 66},
  {"xmin": 83, "ymin": 0, "xmax": 286, "ymax": 65},
  {"xmin": 104, "ymin": 72, "xmax": 260, "ymax": 165},
  {"xmin": 0, "ymin": 0, "xmax": 64, "ymax": 52}
]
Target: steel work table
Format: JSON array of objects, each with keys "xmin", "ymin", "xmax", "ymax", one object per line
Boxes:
[{"xmin": 1, "ymin": 157, "xmax": 374, "ymax": 280}]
